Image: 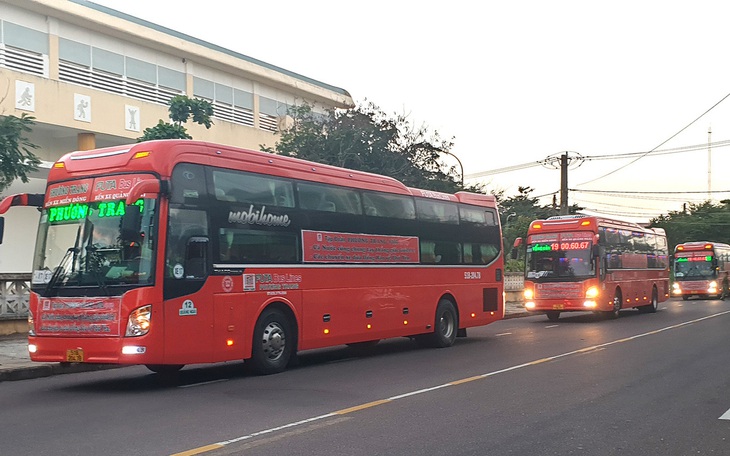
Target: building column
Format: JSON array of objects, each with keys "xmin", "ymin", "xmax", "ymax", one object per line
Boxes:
[{"xmin": 77, "ymin": 133, "xmax": 96, "ymax": 151}]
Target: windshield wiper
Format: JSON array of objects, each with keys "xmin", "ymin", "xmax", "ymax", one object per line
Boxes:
[{"xmin": 44, "ymin": 247, "xmax": 78, "ymax": 296}]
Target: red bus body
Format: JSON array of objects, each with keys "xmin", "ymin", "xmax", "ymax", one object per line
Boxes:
[
  {"xmin": 12, "ymin": 140, "xmax": 504, "ymax": 373},
  {"xmin": 522, "ymin": 216, "xmax": 669, "ymax": 320},
  {"xmin": 672, "ymin": 241, "xmax": 730, "ymax": 300}
]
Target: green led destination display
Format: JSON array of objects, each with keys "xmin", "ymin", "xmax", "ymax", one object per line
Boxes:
[
  {"xmin": 531, "ymin": 241, "xmax": 590, "ymax": 252},
  {"xmin": 676, "ymin": 256, "xmax": 711, "ymax": 263},
  {"xmin": 532, "ymin": 244, "xmax": 553, "ymax": 252},
  {"xmin": 47, "ymin": 200, "xmax": 144, "ymax": 223}
]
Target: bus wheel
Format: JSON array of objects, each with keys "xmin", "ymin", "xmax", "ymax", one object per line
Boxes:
[
  {"xmin": 146, "ymin": 364, "xmax": 184, "ymax": 374},
  {"xmin": 644, "ymin": 288, "xmax": 659, "ymax": 313},
  {"xmin": 421, "ymin": 299, "xmax": 458, "ymax": 348},
  {"xmin": 682, "ymin": 296, "xmax": 689, "ymax": 301},
  {"xmin": 247, "ymin": 307, "xmax": 292, "ymax": 375},
  {"xmin": 546, "ymin": 311, "xmax": 560, "ymax": 322},
  {"xmin": 604, "ymin": 291, "xmax": 622, "ymax": 319}
]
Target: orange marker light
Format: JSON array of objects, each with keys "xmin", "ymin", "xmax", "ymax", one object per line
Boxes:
[
  {"xmin": 471, "ymin": 313, "xmax": 476, "ymax": 318},
  {"xmin": 367, "ymin": 324, "xmax": 372, "ymax": 329},
  {"xmin": 53, "ymin": 162, "xmax": 65, "ymax": 168},
  {"xmin": 677, "ymin": 246, "xmax": 684, "ymax": 251},
  {"xmin": 403, "ymin": 320, "xmax": 408, "ymax": 325},
  {"xmin": 532, "ymin": 223, "xmax": 542, "ymax": 229},
  {"xmin": 133, "ymin": 151, "xmax": 151, "ymax": 159},
  {"xmin": 324, "ymin": 329, "xmax": 330, "ymax": 334},
  {"xmin": 226, "ymin": 339, "xmax": 234, "ymax": 346},
  {"xmin": 580, "ymin": 220, "xmax": 591, "ymax": 226}
]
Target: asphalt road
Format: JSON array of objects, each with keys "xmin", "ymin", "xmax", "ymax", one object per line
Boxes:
[{"xmin": 3, "ymin": 297, "xmax": 730, "ymax": 456}]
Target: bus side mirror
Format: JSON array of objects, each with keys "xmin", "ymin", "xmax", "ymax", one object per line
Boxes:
[
  {"xmin": 592, "ymin": 245, "xmax": 600, "ymax": 257},
  {"xmin": 511, "ymin": 237, "xmax": 522, "ymax": 260},
  {"xmin": 0, "ymin": 217, "xmax": 4, "ymax": 244},
  {"xmin": 121, "ymin": 205, "xmax": 142, "ymax": 242},
  {"xmin": 125, "ymin": 179, "xmax": 161, "ymax": 205}
]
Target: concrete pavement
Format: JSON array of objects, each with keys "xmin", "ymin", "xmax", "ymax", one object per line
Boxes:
[{"xmin": 0, "ymin": 301, "xmax": 528, "ymax": 382}]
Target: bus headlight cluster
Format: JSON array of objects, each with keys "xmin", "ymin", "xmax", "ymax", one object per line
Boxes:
[
  {"xmin": 28, "ymin": 310, "xmax": 35, "ymax": 336},
  {"xmin": 672, "ymin": 283, "xmax": 682, "ymax": 294},
  {"xmin": 125, "ymin": 305, "xmax": 152, "ymax": 337},
  {"xmin": 523, "ymin": 288, "xmax": 534, "ymax": 300},
  {"xmin": 708, "ymin": 281, "xmax": 718, "ymax": 293},
  {"xmin": 585, "ymin": 286, "xmax": 600, "ymax": 299}
]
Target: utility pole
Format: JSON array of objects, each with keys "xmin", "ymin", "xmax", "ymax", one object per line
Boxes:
[
  {"xmin": 560, "ymin": 152, "xmax": 568, "ymax": 215},
  {"xmin": 708, "ymin": 126, "xmax": 712, "ymax": 201}
]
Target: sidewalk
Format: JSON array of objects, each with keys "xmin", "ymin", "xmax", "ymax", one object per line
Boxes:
[{"xmin": 0, "ymin": 301, "xmax": 528, "ymax": 382}]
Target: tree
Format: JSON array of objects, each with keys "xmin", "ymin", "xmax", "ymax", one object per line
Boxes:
[
  {"xmin": 261, "ymin": 102, "xmax": 482, "ymax": 193},
  {"xmin": 0, "ymin": 112, "xmax": 41, "ymax": 193},
  {"xmin": 651, "ymin": 200, "xmax": 730, "ymax": 250},
  {"xmin": 138, "ymin": 95, "xmax": 214, "ymax": 141}
]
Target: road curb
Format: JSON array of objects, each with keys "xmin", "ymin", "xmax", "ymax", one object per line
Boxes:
[{"xmin": 0, "ymin": 363, "xmax": 120, "ymax": 382}]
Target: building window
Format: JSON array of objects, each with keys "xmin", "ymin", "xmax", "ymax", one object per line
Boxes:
[{"xmin": 0, "ymin": 21, "xmax": 48, "ymax": 77}]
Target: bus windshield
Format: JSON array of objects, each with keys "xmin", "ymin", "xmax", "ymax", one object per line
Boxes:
[
  {"xmin": 526, "ymin": 236, "xmax": 594, "ymax": 280},
  {"xmin": 32, "ymin": 198, "xmax": 157, "ymax": 294},
  {"xmin": 674, "ymin": 256, "xmax": 716, "ymax": 280}
]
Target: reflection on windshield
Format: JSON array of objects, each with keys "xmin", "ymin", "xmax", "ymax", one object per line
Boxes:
[
  {"xmin": 674, "ymin": 259, "xmax": 715, "ymax": 280},
  {"xmin": 32, "ymin": 199, "xmax": 156, "ymax": 294},
  {"xmin": 526, "ymin": 244, "xmax": 594, "ymax": 280}
]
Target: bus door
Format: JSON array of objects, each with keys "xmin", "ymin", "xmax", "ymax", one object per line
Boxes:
[{"xmin": 162, "ymin": 208, "xmax": 214, "ymax": 364}]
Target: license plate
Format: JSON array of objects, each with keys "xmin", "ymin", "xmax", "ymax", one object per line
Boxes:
[
  {"xmin": 552, "ymin": 304, "xmax": 565, "ymax": 310},
  {"xmin": 66, "ymin": 349, "xmax": 84, "ymax": 362}
]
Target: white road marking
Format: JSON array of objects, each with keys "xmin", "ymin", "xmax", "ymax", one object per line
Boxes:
[
  {"xmin": 545, "ymin": 324, "xmax": 559, "ymax": 328},
  {"xmin": 495, "ymin": 332, "xmax": 513, "ymax": 336},
  {"xmin": 172, "ymin": 309, "xmax": 730, "ymax": 456},
  {"xmin": 719, "ymin": 409, "xmax": 730, "ymax": 420}
]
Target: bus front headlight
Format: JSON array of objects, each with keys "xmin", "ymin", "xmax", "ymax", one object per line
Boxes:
[
  {"xmin": 585, "ymin": 286, "xmax": 600, "ymax": 299},
  {"xmin": 524, "ymin": 288, "xmax": 534, "ymax": 300},
  {"xmin": 126, "ymin": 305, "xmax": 152, "ymax": 337},
  {"xmin": 28, "ymin": 310, "xmax": 35, "ymax": 336},
  {"xmin": 708, "ymin": 281, "xmax": 718, "ymax": 293}
]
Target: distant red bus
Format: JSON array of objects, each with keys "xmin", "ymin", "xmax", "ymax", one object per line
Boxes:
[
  {"xmin": 0, "ymin": 140, "xmax": 505, "ymax": 374},
  {"xmin": 520, "ymin": 215, "xmax": 670, "ymax": 321},
  {"xmin": 672, "ymin": 241, "xmax": 730, "ymax": 300}
]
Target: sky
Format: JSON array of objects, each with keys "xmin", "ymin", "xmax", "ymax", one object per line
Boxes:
[{"xmin": 92, "ymin": 0, "xmax": 730, "ymax": 223}]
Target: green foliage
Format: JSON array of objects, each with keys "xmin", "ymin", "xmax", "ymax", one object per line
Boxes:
[
  {"xmin": 138, "ymin": 120, "xmax": 192, "ymax": 141},
  {"xmin": 651, "ymin": 200, "xmax": 730, "ymax": 251},
  {"xmin": 0, "ymin": 113, "xmax": 41, "ymax": 193},
  {"xmin": 138, "ymin": 95, "xmax": 213, "ymax": 141},
  {"xmin": 261, "ymin": 102, "xmax": 468, "ymax": 193},
  {"xmin": 505, "ymin": 258, "xmax": 525, "ymax": 273}
]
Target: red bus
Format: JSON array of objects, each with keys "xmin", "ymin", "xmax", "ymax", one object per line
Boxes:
[
  {"xmin": 520, "ymin": 215, "xmax": 669, "ymax": 321},
  {"xmin": 0, "ymin": 140, "xmax": 504, "ymax": 374},
  {"xmin": 672, "ymin": 241, "xmax": 730, "ymax": 300}
]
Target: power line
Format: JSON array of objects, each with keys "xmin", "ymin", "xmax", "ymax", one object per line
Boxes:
[
  {"xmin": 465, "ymin": 138, "xmax": 730, "ymax": 180},
  {"xmin": 571, "ymin": 188, "xmax": 730, "ymax": 195},
  {"xmin": 576, "ymin": 91, "xmax": 730, "ymax": 186}
]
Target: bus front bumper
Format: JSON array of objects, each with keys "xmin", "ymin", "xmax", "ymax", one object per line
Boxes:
[{"xmin": 28, "ymin": 335, "xmax": 158, "ymax": 365}]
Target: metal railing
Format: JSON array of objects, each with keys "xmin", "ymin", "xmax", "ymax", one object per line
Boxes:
[{"xmin": 0, "ymin": 274, "xmax": 31, "ymax": 320}]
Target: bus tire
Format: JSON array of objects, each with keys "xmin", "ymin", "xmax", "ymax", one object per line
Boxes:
[
  {"xmin": 421, "ymin": 299, "xmax": 458, "ymax": 348},
  {"xmin": 682, "ymin": 295, "xmax": 689, "ymax": 301},
  {"xmin": 546, "ymin": 311, "xmax": 560, "ymax": 322},
  {"xmin": 247, "ymin": 307, "xmax": 292, "ymax": 375},
  {"xmin": 643, "ymin": 287, "xmax": 659, "ymax": 313},
  {"xmin": 604, "ymin": 290, "xmax": 622, "ymax": 319},
  {"xmin": 146, "ymin": 364, "xmax": 184, "ymax": 374}
]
